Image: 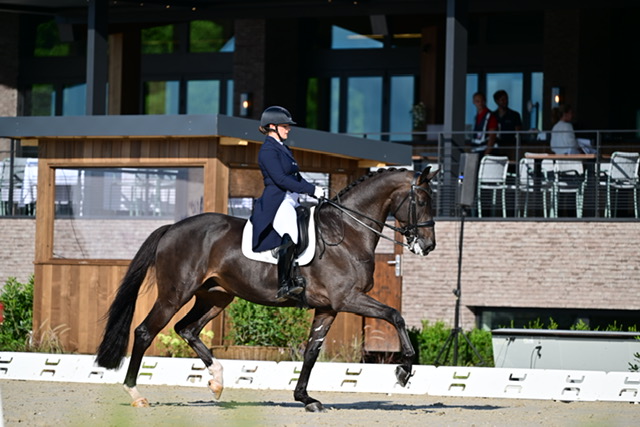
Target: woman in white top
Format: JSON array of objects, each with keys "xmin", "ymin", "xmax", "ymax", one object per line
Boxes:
[{"xmin": 550, "ymin": 104, "xmax": 581, "ymax": 154}]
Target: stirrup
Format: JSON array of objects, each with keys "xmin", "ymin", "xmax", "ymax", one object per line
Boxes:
[{"xmin": 275, "ymin": 277, "xmax": 305, "ymax": 302}]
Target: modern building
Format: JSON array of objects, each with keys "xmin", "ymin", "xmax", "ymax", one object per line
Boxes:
[{"xmin": 0, "ymin": 0, "xmax": 639, "ymax": 355}]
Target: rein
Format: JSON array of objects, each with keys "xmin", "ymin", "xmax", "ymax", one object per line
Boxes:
[{"xmin": 317, "ymin": 172, "xmax": 435, "ymax": 252}]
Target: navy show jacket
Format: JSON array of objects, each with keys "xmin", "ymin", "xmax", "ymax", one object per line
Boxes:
[{"xmin": 250, "ymin": 136, "xmax": 315, "ymax": 252}]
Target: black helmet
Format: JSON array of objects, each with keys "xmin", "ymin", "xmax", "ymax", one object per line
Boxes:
[{"xmin": 260, "ymin": 106, "xmax": 296, "ymax": 127}]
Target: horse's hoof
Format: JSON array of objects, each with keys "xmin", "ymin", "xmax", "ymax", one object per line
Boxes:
[
  {"xmin": 395, "ymin": 365, "xmax": 412, "ymax": 387},
  {"xmin": 131, "ymin": 397, "xmax": 149, "ymax": 407},
  {"xmin": 305, "ymin": 401, "xmax": 326, "ymax": 413},
  {"xmin": 208, "ymin": 379, "xmax": 224, "ymax": 400}
]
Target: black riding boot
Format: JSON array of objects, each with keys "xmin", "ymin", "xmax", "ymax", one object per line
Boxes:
[{"xmin": 276, "ymin": 234, "xmax": 305, "ymax": 302}]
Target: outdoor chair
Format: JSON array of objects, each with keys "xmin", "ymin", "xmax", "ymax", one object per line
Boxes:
[
  {"xmin": 550, "ymin": 160, "xmax": 586, "ymax": 218},
  {"xmin": 603, "ymin": 151, "xmax": 640, "ymax": 218},
  {"xmin": 476, "ymin": 155, "xmax": 509, "ymax": 218},
  {"xmin": 514, "ymin": 156, "xmax": 554, "ymax": 218}
]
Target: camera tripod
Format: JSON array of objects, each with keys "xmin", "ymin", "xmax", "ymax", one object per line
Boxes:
[{"xmin": 434, "ymin": 206, "xmax": 485, "ymax": 366}]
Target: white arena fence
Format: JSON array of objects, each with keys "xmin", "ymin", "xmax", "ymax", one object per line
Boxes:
[{"xmin": 0, "ymin": 352, "xmax": 638, "ymax": 403}]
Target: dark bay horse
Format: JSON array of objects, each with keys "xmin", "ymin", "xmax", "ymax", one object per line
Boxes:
[{"xmin": 96, "ymin": 166, "xmax": 438, "ymax": 412}]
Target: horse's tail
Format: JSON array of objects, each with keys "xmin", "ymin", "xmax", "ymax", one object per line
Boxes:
[{"xmin": 95, "ymin": 224, "xmax": 172, "ymax": 369}]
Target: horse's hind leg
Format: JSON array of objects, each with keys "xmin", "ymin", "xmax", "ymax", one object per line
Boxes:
[
  {"xmin": 123, "ymin": 299, "xmax": 182, "ymax": 406},
  {"xmin": 294, "ymin": 308, "xmax": 336, "ymax": 412},
  {"xmin": 174, "ymin": 290, "xmax": 234, "ymax": 400}
]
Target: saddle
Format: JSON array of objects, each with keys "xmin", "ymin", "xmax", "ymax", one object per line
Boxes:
[{"xmin": 241, "ymin": 205, "xmax": 316, "ymax": 266}]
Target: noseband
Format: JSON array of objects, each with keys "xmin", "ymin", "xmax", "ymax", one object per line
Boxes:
[{"xmin": 319, "ymin": 172, "xmax": 435, "ymax": 249}]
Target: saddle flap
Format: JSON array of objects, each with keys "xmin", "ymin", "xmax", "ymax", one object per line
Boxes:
[{"xmin": 242, "ymin": 206, "xmax": 316, "ymax": 266}]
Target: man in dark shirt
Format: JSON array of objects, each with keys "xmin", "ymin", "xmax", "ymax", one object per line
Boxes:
[{"xmin": 493, "ymin": 90, "xmax": 522, "ymax": 147}]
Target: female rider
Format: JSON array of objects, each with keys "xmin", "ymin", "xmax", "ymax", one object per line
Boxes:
[{"xmin": 250, "ymin": 106, "xmax": 325, "ymax": 301}]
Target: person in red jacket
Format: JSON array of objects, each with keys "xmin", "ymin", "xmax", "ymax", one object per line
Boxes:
[{"xmin": 470, "ymin": 92, "xmax": 499, "ymax": 155}]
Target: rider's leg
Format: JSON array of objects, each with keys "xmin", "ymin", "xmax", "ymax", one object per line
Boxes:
[
  {"xmin": 275, "ymin": 233, "xmax": 304, "ymax": 301},
  {"xmin": 273, "ymin": 194, "xmax": 304, "ymax": 301}
]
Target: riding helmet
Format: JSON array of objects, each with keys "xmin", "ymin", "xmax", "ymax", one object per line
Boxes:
[{"xmin": 260, "ymin": 106, "xmax": 297, "ymax": 127}]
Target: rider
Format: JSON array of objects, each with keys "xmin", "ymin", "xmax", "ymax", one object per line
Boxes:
[{"xmin": 250, "ymin": 106, "xmax": 326, "ymax": 302}]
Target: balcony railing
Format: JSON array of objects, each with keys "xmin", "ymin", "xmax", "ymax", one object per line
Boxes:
[{"xmin": 2, "ymin": 129, "xmax": 639, "ymax": 220}]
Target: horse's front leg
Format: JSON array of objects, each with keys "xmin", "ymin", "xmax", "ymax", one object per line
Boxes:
[
  {"xmin": 294, "ymin": 308, "xmax": 336, "ymax": 412},
  {"xmin": 339, "ymin": 293, "xmax": 415, "ymax": 387}
]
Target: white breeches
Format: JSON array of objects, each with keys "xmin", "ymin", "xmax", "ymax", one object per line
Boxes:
[{"xmin": 273, "ymin": 192, "xmax": 299, "ymax": 244}]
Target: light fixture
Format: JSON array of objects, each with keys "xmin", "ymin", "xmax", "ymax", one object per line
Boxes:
[
  {"xmin": 239, "ymin": 92, "xmax": 252, "ymax": 117},
  {"xmin": 551, "ymin": 87, "xmax": 563, "ymax": 108}
]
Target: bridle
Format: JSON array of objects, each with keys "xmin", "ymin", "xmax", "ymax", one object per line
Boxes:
[{"xmin": 318, "ymin": 172, "xmax": 435, "ymax": 250}]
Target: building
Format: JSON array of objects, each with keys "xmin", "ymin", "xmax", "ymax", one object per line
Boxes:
[{"xmin": 0, "ymin": 0, "xmax": 639, "ymax": 355}]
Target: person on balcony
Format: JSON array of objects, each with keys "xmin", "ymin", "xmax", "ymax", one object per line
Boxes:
[
  {"xmin": 550, "ymin": 104, "xmax": 581, "ymax": 155},
  {"xmin": 470, "ymin": 92, "xmax": 499, "ymax": 155}
]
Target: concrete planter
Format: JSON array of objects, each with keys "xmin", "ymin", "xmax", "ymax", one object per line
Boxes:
[{"xmin": 492, "ymin": 328, "xmax": 640, "ymax": 372}]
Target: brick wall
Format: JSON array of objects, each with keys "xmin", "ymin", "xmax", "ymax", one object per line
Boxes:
[
  {"xmin": 402, "ymin": 220, "xmax": 640, "ymax": 329},
  {"xmin": 0, "ymin": 218, "xmax": 36, "ymax": 285}
]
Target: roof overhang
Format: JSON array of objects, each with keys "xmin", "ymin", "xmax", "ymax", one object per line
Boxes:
[{"xmin": 0, "ymin": 114, "xmax": 411, "ymax": 165}]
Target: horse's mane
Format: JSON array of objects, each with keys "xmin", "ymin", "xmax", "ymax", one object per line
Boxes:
[{"xmin": 332, "ymin": 167, "xmax": 408, "ymax": 201}]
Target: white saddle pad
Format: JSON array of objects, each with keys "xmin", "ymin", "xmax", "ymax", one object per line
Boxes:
[{"xmin": 241, "ymin": 207, "xmax": 316, "ymax": 266}]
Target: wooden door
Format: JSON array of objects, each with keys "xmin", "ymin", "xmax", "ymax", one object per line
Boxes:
[{"xmin": 364, "ymin": 253, "xmax": 402, "ymax": 352}]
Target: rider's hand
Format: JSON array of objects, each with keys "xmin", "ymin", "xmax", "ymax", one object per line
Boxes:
[{"xmin": 314, "ymin": 186, "xmax": 326, "ymax": 199}]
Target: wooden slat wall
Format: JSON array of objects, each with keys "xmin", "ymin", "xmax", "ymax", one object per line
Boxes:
[{"xmin": 33, "ymin": 136, "xmax": 369, "ymax": 356}]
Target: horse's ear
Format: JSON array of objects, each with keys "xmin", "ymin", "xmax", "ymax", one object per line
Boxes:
[{"xmin": 418, "ymin": 165, "xmax": 440, "ymax": 184}]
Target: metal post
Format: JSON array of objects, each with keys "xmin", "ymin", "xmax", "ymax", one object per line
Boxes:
[{"xmin": 86, "ymin": 0, "xmax": 108, "ymax": 115}]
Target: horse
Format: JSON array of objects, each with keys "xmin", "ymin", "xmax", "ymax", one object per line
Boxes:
[{"xmin": 95, "ymin": 166, "xmax": 438, "ymax": 412}]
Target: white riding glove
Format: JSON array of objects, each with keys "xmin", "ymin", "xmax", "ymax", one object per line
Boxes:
[{"xmin": 313, "ymin": 186, "xmax": 326, "ymax": 199}]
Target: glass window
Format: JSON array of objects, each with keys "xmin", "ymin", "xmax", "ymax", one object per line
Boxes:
[
  {"xmin": 186, "ymin": 80, "xmax": 220, "ymax": 114},
  {"xmin": 144, "ymin": 81, "xmax": 179, "ymax": 114},
  {"xmin": 228, "ymin": 197, "xmax": 253, "ymax": 219},
  {"xmin": 465, "ymin": 74, "xmax": 479, "ymax": 128},
  {"xmin": 346, "ymin": 77, "xmax": 382, "ymax": 136},
  {"xmin": 332, "ymin": 26, "xmax": 383, "ymax": 49},
  {"xmin": 330, "ymin": 77, "xmax": 340, "ymax": 133},
  {"xmin": 52, "ymin": 166, "xmax": 204, "ymax": 259},
  {"xmin": 486, "ymin": 72, "xmax": 523, "ymax": 114},
  {"xmin": 530, "ymin": 72, "xmax": 543, "ymax": 130},
  {"xmin": 142, "ymin": 24, "xmax": 177, "ymax": 54},
  {"xmin": 29, "ymin": 84, "xmax": 55, "ymax": 116},
  {"xmin": 189, "ymin": 20, "xmax": 233, "ymax": 53},
  {"xmin": 390, "ymin": 75, "xmax": 415, "ymax": 141},
  {"xmin": 226, "ymin": 80, "xmax": 234, "ymax": 115},
  {"xmin": 62, "ymin": 84, "xmax": 86, "ymax": 116},
  {"xmin": 34, "ymin": 19, "xmax": 71, "ymax": 57}
]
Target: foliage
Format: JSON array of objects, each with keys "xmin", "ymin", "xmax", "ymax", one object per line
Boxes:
[
  {"xmin": 157, "ymin": 329, "xmax": 215, "ymax": 358},
  {"xmin": 630, "ymin": 337, "xmax": 640, "ymax": 372},
  {"xmin": 225, "ymin": 298, "xmax": 312, "ymax": 351},
  {"xmin": 318, "ymin": 335, "xmax": 364, "ymax": 363},
  {"xmin": 409, "ymin": 320, "xmax": 494, "ymax": 367},
  {"xmin": 570, "ymin": 319, "xmax": 591, "ymax": 331},
  {"xmin": 25, "ymin": 323, "xmax": 68, "ymax": 353},
  {"xmin": 411, "ymin": 102, "xmax": 426, "ymax": 131},
  {"xmin": 0, "ymin": 276, "xmax": 34, "ymax": 351}
]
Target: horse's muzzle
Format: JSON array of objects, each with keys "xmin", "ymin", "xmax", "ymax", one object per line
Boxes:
[{"xmin": 409, "ymin": 238, "xmax": 436, "ymax": 256}]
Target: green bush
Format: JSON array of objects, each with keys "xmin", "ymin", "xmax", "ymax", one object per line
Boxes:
[
  {"xmin": 226, "ymin": 298, "xmax": 312, "ymax": 351},
  {"xmin": 157, "ymin": 329, "xmax": 215, "ymax": 358},
  {"xmin": 0, "ymin": 276, "xmax": 34, "ymax": 351},
  {"xmin": 409, "ymin": 320, "xmax": 494, "ymax": 367}
]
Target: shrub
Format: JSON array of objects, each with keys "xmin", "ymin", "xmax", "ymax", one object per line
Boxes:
[
  {"xmin": 157, "ymin": 329, "xmax": 215, "ymax": 358},
  {"xmin": 409, "ymin": 320, "xmax": 494, "ymax": 367},
  {"xmin": 0, "ymin": 276, "xmax": 34, "ymax": 351},
  {"xmin": 225, "ymin": 298, "xmax": 312, "ymax": 352}
]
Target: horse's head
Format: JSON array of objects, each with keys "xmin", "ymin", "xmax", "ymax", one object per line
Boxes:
[{"xmin": 391, "ymin": 166, "xmax": 438, "ymax": 256}]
